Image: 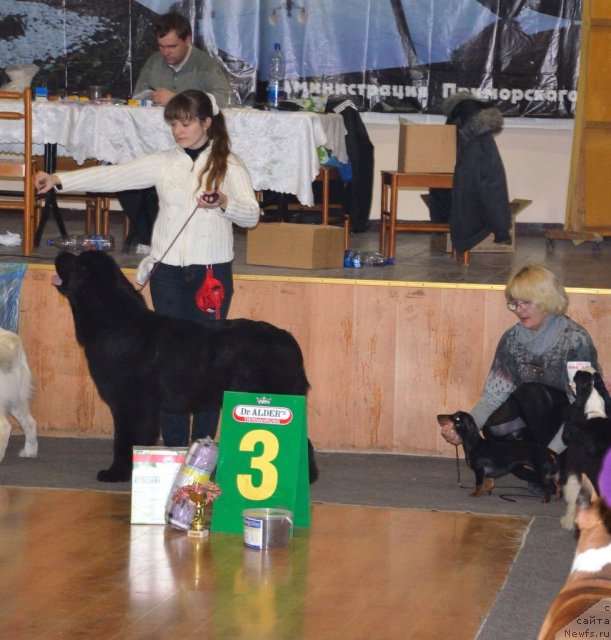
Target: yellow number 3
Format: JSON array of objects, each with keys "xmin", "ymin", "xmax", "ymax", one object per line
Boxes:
[{"xmin": 237, "ymin": 429, "xmax": 279, "ymax": 500}]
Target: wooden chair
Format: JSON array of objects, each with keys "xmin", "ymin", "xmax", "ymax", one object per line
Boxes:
[
  {"xmin": 99, "ymin": 199, "xmax": 130, "ymax": 239},
  {"xmin": 379, "ymin": 170, "xmax": 470, "ymax": 265},
  {"xmin": 33, "ymin": 156, "xmax": 113, "ymax": 239},
  {"xmin": 0, "ymin": 88, "xmax": 35, "ymax": 255},
  {"xmin": 295, "ymin": 166, "xmax": 350, "ymax": 250}
]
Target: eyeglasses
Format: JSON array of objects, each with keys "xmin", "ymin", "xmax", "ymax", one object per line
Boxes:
[{"xmin": 507, "ymin": 299, "xmax": 533, "ymax": 312}]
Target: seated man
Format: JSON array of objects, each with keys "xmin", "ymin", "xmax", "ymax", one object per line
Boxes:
[
  {"xmin": 133, "ymin": 12, "xmax": 233, "ymax": 108},
  {"xmin": 122, "ymin": 12, "xmax": 234, "ymax": 250}
]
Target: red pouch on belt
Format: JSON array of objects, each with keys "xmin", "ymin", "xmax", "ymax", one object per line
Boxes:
[{"xmin": 195, "ymin": 267, "xmax": 224, "ymax": 319}]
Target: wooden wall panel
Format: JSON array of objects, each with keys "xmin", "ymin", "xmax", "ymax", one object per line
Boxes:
[
  {"xmin": 564, "ymin": 0, "xmax": 611, "ymax": 235},
  {"xmin": 15, "ymin": 266, "xmax": 611, "ymax": 458},
  {"xmin": 585, "ymin": 27, "xmax": 611, "ymax": 122},
  {"xmin": 584, "ymin": 128, "xmax": 611, "ymax": 228},
  {"xmin": 301, "ymin": 284, "xmax": 356, "ymax": 450},
  {"xmin": 352, "ymin": 284, "xmax": 398, "ymax": 450},
  {"xmin": 592, "ymin": 0, "xmax": 611, "ymax": 21},
  {"xmin": 19, "ymin": 266, "xmax": 111, "ymax": 436}
]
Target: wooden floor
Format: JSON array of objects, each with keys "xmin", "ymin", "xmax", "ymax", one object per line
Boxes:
[{"xmin": 0, "ymin": 487, "xmax": 529, "ymax": 640}]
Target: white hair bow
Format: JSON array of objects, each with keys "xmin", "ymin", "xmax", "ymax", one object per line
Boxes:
[{"xmin": 207, "ymin": 93, "xmax": 220, "ymax": 116}]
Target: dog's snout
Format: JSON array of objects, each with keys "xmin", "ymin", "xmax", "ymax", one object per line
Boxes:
[{"xmin": 437, "ymin": 414, "xmax": 453, "ymax": 427}]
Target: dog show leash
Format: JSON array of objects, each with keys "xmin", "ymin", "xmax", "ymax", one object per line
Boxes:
[
  {"xmin": 136, "ymin": 202, "xmax": 201, "ymax": 291},
  {"xmin": 453, "ymin": 444, "xmax": 462, "ymax": 486},
  {"xmin": 451, "ymin": 441, "xmax": 541, "ymax": 501},
  {"xmin": 136, "ymin": 202, "xmax": 226, "ymax": 320}
]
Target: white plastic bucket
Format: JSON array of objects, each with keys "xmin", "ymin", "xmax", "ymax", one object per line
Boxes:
[{"xmin": 242, "ymin": 508, "xmax": 293, "ymax": 550}]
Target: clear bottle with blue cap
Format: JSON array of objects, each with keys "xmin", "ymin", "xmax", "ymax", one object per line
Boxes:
[
  {"xmin": 267, "ymin": 43, "xmax": 286, "ymax": 108},
  {"xmin": 47, "ymin": 234, "xmax": 115, "ymax": 251}
]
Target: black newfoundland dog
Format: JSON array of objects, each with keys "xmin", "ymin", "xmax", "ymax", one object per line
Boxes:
[{"xmin": 53, "ymin": 250, "xmax": 318, "ymax": 483}]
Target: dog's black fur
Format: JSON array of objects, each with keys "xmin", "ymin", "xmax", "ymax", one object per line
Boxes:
[
  {"xmin": 560, "ymin": 369, "xmax": 611, "ymax": 528},
  {"xmin": 437, "ymin": 411, "xmax": 560, "ymax": 501},
  {"xmin": 482, "ymin": 382, "xmax": 570, "ymax": 446},
  {"xmin": 53, "ymin": 250, "xmax": 318, "ymax": 483},
  {"xmin": 562, "ymin": 369, "xmax": 611, "ymax": 492}
]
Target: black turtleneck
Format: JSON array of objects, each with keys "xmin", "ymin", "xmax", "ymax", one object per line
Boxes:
[{"xmin": 184, "ymin": 139, "xmax": 210, "ymax": 162}]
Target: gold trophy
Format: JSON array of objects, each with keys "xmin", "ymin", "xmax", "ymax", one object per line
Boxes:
[{"xmin": 187, "ymin": 489, "xmax": 209, "ymax": 539}]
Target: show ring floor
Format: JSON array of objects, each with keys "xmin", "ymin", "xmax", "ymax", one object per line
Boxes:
[
  {"xmin": 0, "ymin": 212, "xmax": 600, "ymax": 638},
  {"xmin": 0, "ymin": 436, "xmax": 578, "ymax": 640},
  {"xmin": 0, "ymin": 486, "xmax": 528, "ymax": 640}
]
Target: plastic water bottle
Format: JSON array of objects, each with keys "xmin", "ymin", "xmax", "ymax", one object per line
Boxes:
[
  {"xmin": 267, "ymin": 43, "xmax": 285, "ymax": 108},
  {"xmin": 343, "ymin": 250, "xmax": 362, "ymax": 268},
  {"xmin": 47, "ymin": 234, "xmax": 115, "ymax": 251},
  {"xmin": 166, "ymin": 437, "xmax": 219, "ymax": 531},
  {"xmin": 344, "ymin": 249, "xmax": 387, "ymax": 267},
  {"xmin": 361, "ymin": 251, "xmax": 387, "ymax": 266},
  {"xmin": 343, "ymin": 249, "xmax": 362, "ymax": 268},
  {"xmin": 343, "ymin": 249, "xmax": 354, "ymax": 267}
]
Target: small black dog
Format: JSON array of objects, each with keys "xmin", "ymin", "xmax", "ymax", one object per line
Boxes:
[
  {"xmin": 561, "ymin": 368, "xmax": 611, "ymax": 528},
  {"xmin": 437, "ymin": 411, "xmax": 560, "ymax": 501}
]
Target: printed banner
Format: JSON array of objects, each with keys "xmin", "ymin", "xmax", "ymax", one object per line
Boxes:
[{"xmin": 2, "ymin": 0, "xmax": 581, "ymax": 116}]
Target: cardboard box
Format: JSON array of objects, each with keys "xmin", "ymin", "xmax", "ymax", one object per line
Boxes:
[
  {"xmin": 438, "ymin": 199, "xmax": 532, "ymax": 254},
  {"xmin": 398, "ymin": 122, "xmax": 456, "ymax": 173},
  {"xmin": 246, "ymin": 223, "xmax": 345, "ymax": 269},
  {"xmin": 131, "ymin": 447, "xmax": 187, "ymax": 524}
]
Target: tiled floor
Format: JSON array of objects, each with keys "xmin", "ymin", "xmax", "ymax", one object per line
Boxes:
[{"xmin": 0, "ymin": 209, "xmax": 609, "ymax": 289}]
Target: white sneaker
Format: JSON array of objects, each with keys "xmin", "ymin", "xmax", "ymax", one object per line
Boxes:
[{"xmin": 136, "ymin": 244, "xmax": 151, "ymax": 255}]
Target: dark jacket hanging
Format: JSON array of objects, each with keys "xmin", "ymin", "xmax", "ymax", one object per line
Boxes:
[
  {"xmin": 429, "ymin": 93, "xmax": 512, "ymax": 253},
  {"xmin": 340, "ymin": 106, "xmax": 375, "ymax": 232},
  {"xmin": 327, "ymin": 100, "xmax": 375, "ymax": 232}
]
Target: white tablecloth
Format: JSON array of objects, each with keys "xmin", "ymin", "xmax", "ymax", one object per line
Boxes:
[{"xmin": 0, "ymin": 101, "xmax": 348, "ymax": 206}]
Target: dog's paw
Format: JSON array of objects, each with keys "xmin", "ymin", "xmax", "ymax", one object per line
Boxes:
[
  {"xmin": 97, "ymin": 467, "xmax": 131, "ymax": 482},
  {"xmin": 18, "ymin": 442, "xmax": 38, "ymax": 458}
]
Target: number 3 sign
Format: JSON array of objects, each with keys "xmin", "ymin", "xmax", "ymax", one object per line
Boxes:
[{"xmin": 210, "ymin": 391, "xmax": 311, "ymax": 535}]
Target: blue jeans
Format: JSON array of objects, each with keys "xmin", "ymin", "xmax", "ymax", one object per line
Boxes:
[{"xmin": 150, "ymin": 261, "xmax": 234, "ymax": 446}]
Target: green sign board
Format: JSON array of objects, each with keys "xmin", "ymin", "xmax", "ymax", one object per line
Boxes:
[{"xmin": 211, "ymin": 391, "xmax": 311, "ymax": 535}]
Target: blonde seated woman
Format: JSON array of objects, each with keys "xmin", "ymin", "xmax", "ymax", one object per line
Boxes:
[{"xmin": 441, "ymin": 264, "xmax": 604, "ymax": 458}]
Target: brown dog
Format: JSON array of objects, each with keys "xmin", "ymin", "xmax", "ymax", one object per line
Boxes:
[{"xmin": 538, "ymin": 476, "xmax": 611, "ymax": 639}]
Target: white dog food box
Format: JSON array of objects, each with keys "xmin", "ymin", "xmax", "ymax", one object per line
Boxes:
[{"xmin": 131, "ymin": 447, "xmax": 188, "ymax": 524}]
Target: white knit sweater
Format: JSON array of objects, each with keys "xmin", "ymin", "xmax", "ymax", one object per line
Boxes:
[{"xmin": 56, "ymin": 148, "xmax": 260, "ymax": 266}]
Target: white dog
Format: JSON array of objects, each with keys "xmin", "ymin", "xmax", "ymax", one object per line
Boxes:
[{"xmin": 0, "ymin": 328, "xmax": 37, "ymax": 462}]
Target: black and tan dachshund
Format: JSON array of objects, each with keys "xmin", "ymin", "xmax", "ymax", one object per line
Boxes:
[{"xmin": 437, "ymin": 411, "xmax": 560, "ymax": 501}]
